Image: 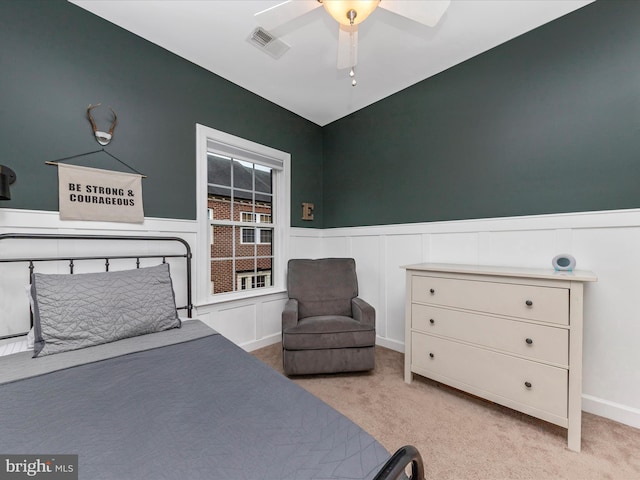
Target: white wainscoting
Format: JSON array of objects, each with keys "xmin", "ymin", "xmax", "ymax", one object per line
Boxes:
[
  {"xmin": 3, "ymin": 207, "xmax": 639, "ymax": 429},
  {"xmin": 0, "ymin": 208, "xmax": 198, "ymax": 339},
  {"xmin": 290, "ymin": 209, "xmax": 640, "ymax": 429},
  {"xmin": 0, "ymin": 208, "xmax": 288, "ymax": 353}
]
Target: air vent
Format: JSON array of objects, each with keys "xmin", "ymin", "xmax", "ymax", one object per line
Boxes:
[
  {"xmin": 247, "ymin": 27, "xmax": 290, "ymax": 59},
  {"xmin": 252, "ymin": 27, "xmax": 273, "ymax": 47}
]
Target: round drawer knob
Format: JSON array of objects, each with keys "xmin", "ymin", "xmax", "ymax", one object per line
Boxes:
[
  {"xmin": 525, "ymin": 338, "xmax": 533, "ymax": 345},
  {"xmin": 525, "ymin": 300, "xmax": 533, "ymax": 307},
  {"xmin": 524, "ymin": 381, "xmax": 532, "ymax": 388},
  {"xmin": 429, "ymin": 288, "xmax": 435, "ymax": 294},
  {"xmin": 429, "ymin": 353, "xmax": 435, "ymax": 359},
  {"xmin": 429, "ymin": 318, "xmax": 435, "ymax": 325}
]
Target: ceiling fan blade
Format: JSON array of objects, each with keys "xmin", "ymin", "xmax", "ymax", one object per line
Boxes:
[
  {"xmin": 380, "ymin": 0, "xmax": 451, "ymax": 27},
  {"xmin": 337, "ymin": 25, "xmax": 358, "ymax": 69},
  {"xmin": 254, "ymin": 0, "xmax": 321, "ymax": 31}
]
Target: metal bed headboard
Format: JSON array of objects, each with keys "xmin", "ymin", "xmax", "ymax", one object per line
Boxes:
[{"xmin": 0, "ymin": 233, "xmax": 193, "ymax": 340}]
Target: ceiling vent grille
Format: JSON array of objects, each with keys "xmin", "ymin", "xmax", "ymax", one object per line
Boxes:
[{"xmin": 248, "ymin": 27, "xmax": 290, "ymax": 59}]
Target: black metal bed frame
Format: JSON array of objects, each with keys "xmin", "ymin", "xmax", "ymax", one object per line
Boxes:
[
  {"xmin": 374, "ymin": 444, "xmax": 425, "ymax": 480},
  {"xmin": 0, "ymin": 233, "xmax": 427, "ymax": 479},
  {"xmin": 0, "ymin": 233, "xmax": 193, "ymax": 340}
]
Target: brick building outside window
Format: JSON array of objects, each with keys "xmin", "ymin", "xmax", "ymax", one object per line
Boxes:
[{"xmin": 208, "ymin": 153, "xmax": 273, "ymax": 295}]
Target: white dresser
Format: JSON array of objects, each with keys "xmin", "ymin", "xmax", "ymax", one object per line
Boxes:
[{"xmin": 403, "ymin": 263, "xmax": 596, "ymax": 452}]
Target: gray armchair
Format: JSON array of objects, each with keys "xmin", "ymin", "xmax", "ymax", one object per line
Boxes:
[{"xmin": 282, "ymin": 258, "xmax": 376, "ymax": 375}]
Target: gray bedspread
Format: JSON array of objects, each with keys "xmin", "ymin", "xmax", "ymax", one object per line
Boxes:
[{"xmin": 0, "ymin": 321, "xmax": 390, "ymax": 479}]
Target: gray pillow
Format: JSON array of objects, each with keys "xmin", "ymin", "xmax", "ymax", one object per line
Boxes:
[{"xmin": 31, "ymin": 263, "xmax": 181, "ymax": 357}]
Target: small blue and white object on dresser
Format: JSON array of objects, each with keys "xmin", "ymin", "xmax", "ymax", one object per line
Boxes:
[{"xmin": 552, "ymin": 254, "xmax": 577, "ymax": 271}]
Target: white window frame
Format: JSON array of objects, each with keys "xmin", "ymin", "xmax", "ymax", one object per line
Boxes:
[{"xmin": 196, "ymin": 124, "xmax": 290, "ymax": 305}]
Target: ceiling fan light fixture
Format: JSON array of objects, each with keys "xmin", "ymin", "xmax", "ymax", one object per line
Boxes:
[{"xmin": 321, "ymin": 0, "xmax": 380, "ymax": 26}]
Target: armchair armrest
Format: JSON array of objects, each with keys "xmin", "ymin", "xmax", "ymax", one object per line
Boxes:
[
  {"xmin": 282, "ymin": 298, "xmax": 299, "ymax": 331},
  {"xmin": 352, "ymin": 297, "xmax": 375, "ymax": 327}
]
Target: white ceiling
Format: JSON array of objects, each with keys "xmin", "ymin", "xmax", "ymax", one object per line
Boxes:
[{"xmin": 70, "ymin": 0, "xmax": 594, "ymax": 126}]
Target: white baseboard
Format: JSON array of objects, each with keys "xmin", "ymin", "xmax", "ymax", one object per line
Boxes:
[
  {"xmin": 582, "ymin": 394, "xmax": 640, "ymax": 429},
  {"xmin": 240, "ymin": 332, "xmax": 281, "ymax": 352},
  {"xmin": 376, "ymin": 335, "xmax": 405, "ymax": 353}
]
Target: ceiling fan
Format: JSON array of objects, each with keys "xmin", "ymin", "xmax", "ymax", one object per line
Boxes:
[{"xmin": 255, "ymin": 0, "xmax": 451, "ymax": 86}]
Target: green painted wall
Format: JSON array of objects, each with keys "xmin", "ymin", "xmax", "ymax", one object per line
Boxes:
[
  {"xmin": 0, "ymin": 0, "xmax": 323, "ymax": 228},
  {"xmin": 322, "ymin": 0, "xmax": 640, "ymax": 228},
  {"xmin": 3, "ymin": 1, "xmax": 639, "ymax": 232}
]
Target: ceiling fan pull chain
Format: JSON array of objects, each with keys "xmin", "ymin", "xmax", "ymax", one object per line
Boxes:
[{"xmin": 349, "ymin": 25, "xmax": 357, "ymax": 87}]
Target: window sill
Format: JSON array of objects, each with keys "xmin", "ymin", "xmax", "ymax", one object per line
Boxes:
[{"xmin": 195, "ymin": 286, "xmax": 287, "ymax": 308}]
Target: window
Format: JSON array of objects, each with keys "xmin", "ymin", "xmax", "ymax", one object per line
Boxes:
[
  {"xmin": 237, "ymin": 271, "xmax": 271, "ymax": 291},
  {"xmin": 196, "ymin": 125, "xmax": 290, "ymax": 303},
  {"xmin": 240, "ymin": 211, "xmax": 273, "ymax": 245},
  {"xmin": 240, "ymin": 212, "xmax": 271, "ymax": 223}
]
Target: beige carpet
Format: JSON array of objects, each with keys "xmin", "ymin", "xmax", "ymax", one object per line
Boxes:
[{"xmin": 252, "ymin": 344, "xmax": 640, "ymax": 480}]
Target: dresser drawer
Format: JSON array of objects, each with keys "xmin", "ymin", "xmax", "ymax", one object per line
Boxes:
[
  {"xmin": 411, "ymin": 332, "xmax": 568, "ymax": 419},
  {"xmin": 412, "ymin": 276, "xmax": 569, "ymax": 325},
  {"xmin": 412, "ymin": 304, "xmax": 569, "ymax": 365}
]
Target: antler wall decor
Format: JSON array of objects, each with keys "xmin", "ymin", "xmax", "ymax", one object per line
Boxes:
[{"xmin": 87, "ymin": 103, "xmax": 117, "ymax": 146}]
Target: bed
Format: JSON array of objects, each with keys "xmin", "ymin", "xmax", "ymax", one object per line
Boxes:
[{"xmin": 0, "ymin": 233, "xmax": 424, "ymax": 480}]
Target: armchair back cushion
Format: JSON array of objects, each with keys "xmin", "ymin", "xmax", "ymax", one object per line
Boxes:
[{"xmin": 287, "ymin": 258, "xmax": 357, "ymax": 319}]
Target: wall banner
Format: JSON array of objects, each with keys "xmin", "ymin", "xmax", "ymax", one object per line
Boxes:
[{"xmin": 58, "ymin": 164, "xmax": 144, "ymax": 223}]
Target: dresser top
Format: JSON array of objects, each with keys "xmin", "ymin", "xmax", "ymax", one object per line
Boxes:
[{"xmin": 402, "ymin": 262, "xmax": 597, "ymax": 282}]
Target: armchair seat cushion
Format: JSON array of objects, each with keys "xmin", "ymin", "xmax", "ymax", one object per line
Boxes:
[{"xmin": 283, "ymin": 315, "xmax": 375, "ymax": 350}]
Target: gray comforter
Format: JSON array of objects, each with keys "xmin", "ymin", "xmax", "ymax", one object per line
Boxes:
[{"xmin": 0, "ymin": 321, "xmax": 390, "ymax": 479}]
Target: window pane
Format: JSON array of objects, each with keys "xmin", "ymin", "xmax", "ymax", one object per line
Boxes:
[
  {"xmin": 255, "ymin": 166, "xmax": 272, "ymax": 194},
  {"xmin": 258, "ymin": 257, "xmax": 273, "ymax": 288},
  {"xmin": 260, "ymin": 228, "xmax": 272, "ymax": 244},
  {"xmin": 235, "ymin": 257, "xmax": 255, "ymax": 272},
  {"xmin": 208, "ymin": 192, "xmax": 231, "ymax": 221},
  {"xmin": 211, "ymin": 259, "xmax": 233, "ymax": 294},
  {"xmin": 233, "ymin": 159, "xmax": 254, "ymax": 192},
  {"xmin": 208, "ymin": 154, "xmax": 231, "ymax": 187},
  {"xmin": 211, "ymin": 225, "xmax": 233, "ymax": 259},
  {"xmin": 241, "ymin": 227, "xmax": 255, "ymax": 244},
  {"xmin": 233, "ymin": 188, "xmax": 253, "ymax": 211}
]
